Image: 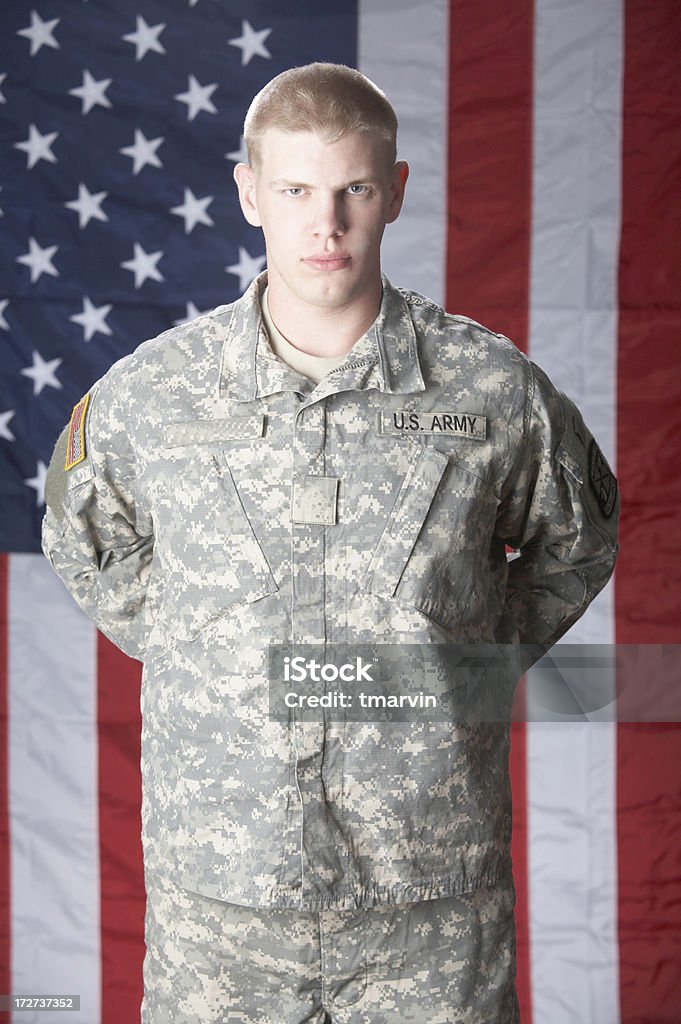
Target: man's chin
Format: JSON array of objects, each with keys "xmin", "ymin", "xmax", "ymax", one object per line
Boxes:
[{"xmin": 301, "ymin": 270, "xmax": 376, "ymax": 309}]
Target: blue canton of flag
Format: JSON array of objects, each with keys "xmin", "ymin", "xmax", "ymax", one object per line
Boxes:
[{"xmin": 0, "ymin": 0, "xmax": 356, "ymax": 552}]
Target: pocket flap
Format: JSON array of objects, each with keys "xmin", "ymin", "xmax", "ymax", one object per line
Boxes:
[{"xmin": 163, "ymin": 414, "xmax": 265, "ymax": 447}]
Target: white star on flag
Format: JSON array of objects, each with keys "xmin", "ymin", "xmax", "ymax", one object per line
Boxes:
[
  {"xmin": 120, "ymin": 130, "xmax": 164, "ymax": 174},
  {"xmin": 70, "ymin": 296, "xmax": 113, "ymax": 341},
  {"xmin": 25, "ymin": 460, "xmax": 48, "ymax": 507},
  {"xmin": 0, "ymin": 73, "xmax": 6, "ymax": 104},
  {"xmin": 0, "ymin": 299, "xmax": 9, "ymax": 330},
  {"xmin": 17, "ymin": 10, "xmax": 60, "ymax": 56},
  {"xmin": 173, "ymin": 301, "xmax": 211, "ymax": 326},
  {"xmin": 121, "ymin": 243, "xmax": 164, "ymax": 289},
  {"xmin": 15, "ymin": 124, "xmax": 59, "ymax": 169},
  {"xmin": 122, "ymin": 16, "xmax": 166, "ymax": 61},
  {"xmin": 226, "ymin": 247, "xmax": 266, "ymax": 292},
  {"xmin": 65, "ymin": 184, "xmax": 109, "ymax": 228},
  {"xmin": 0, "ymin": 409, "xmax": 16, "ymax": 442},
  {"xmin": 21, "ymin": 351, "xmax": 63, "ymax": 396},
  {"xmin": 228, "ymin": 20, "xmax": 272, "ymax": 66},
  {"xmin": 226, "ymin": 136, "xmax": 248, "ymax": 164},
  {"xmin": 174, "ymin": 75, "xmax": 218, "ymax": 121},
  {"xmin": 68, "ymin": 70, "xmax": 113, "ymax": 114},
  {"xmin": 170, "ymin": 189, "xmax": 215, "ymax": 234},
  {"xmin": 16, "ymin": 238, "xmax": 59, "ymax": 284}
]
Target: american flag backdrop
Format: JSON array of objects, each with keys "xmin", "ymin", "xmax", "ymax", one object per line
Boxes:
[{"xmin": 1, "ymin": 0, "xmax": 680, "ymax": 1021}]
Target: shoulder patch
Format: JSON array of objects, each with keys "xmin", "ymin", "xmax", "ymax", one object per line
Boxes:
[
  {"xmin": 64, "ymin": 393, "xmax": 91, "ymax": 470},
  {"xmin": 588, "ymin": 439, "xmax": 617, "ymax": 518}
]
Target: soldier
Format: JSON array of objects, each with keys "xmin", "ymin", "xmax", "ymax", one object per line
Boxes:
[{"xmin": 43, "ymin": 63, "xmax": 619, "ymax": 1023}]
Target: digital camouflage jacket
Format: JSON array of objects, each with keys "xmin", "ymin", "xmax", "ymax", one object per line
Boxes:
[{"xmin": 42, "ymin": 274, "xmax": 619, "ymax": 910}]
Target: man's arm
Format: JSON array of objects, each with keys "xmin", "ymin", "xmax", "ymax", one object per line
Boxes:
[
  {"xmin": 42, "ymin": 374, "xmax": 155, "ymax": 661},
  {"xmin": 496, "ymin": 361, "xmax": 619, "ymax": 659}
]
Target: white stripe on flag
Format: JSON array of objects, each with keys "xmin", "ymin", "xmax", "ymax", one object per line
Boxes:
[
  {"xmin": 358, "ymin": 0, "xmax": 449, "ymax": 304},
  {"xmin": 527, "ymin": 0, "xmax": 623, "ymax": 1021},
  {"xmin": 8, "ymin": 555, "xmax": 100, "ymax": 1024}
]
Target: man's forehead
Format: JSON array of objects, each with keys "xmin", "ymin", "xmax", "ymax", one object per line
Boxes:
[{"xmin": 256, "ymin": 127, "xmax": 391, "ymax": 171}]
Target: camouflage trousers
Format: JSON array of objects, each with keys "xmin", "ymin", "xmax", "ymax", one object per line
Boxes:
[{"xmin": 141, "ymin": 872, "xmax": 520, "ymax": 1023}]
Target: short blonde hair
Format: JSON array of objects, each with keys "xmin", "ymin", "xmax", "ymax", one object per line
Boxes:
[{"xmin": 243, "ymin": 62, "xmax": 398, "ymax": 170}]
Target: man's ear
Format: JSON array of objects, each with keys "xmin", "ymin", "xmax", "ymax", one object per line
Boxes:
[
  {"xmin": 233, "ymin": 163, "xmax": 262, "ymax": 227},
  {"xmin": 386, "ymin": 160, "xmax": 409, "ymax": 224}
]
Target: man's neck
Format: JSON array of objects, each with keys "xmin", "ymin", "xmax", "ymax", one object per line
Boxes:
[{"xmin": 265, "ymin": 278, "xmax": 382, "ymax": 357}]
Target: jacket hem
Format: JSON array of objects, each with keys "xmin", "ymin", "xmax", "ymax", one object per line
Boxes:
[{"xmin": 173, "ymin": 863, "xmax": 514, "ymax": 911}]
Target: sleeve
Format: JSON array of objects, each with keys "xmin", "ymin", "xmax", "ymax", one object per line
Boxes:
[
  {"xmin": 41, "ymin": 372, "xmax": 155, "ymax": 661},
  {"xmin": 495, "ymin": 361, "xmax": 619, "ymax": 658}
]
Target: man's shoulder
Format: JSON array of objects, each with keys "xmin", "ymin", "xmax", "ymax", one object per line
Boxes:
[
  {"xmin": 68, "ymin": 301, "xmax": 242, "ymax": 445},
  {"xmin": 90, "ymin": 302, "xmax": 239, "ymax": 408},
  {"xmin": 395, "ymin": 283, "xmax": 530, "ymax": 381},
  {"xmin": 121, "ymin": 303, "xmax": 234, "ymax": 379}
]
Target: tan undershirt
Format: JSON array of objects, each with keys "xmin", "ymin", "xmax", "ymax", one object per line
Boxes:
[{"xmin": 261, "ymin": 287, "xmax": 347, "ymax": 385}]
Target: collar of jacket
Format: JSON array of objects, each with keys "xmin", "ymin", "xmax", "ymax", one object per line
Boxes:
[{"xmin": 218, "ymin": 271, "xmax": 426, "ymax": 403}]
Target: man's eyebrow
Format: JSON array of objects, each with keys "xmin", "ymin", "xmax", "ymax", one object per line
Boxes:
[{"xmin": 269, "ymin": 178, "xmax": 309, "ymax": 189}]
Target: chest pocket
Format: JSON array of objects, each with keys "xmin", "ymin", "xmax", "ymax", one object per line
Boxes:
[
  {"xmin": 153, "ymin": 419, "xmax": 278, "ymax": 640},
  {"xmin": 362, "ymin": 444, "xmax": 498, "ymax": 633}
]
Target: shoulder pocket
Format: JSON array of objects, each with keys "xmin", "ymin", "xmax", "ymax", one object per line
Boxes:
[{"xmin": 556, "ymin": 395, "xmax": 619, "ymax": 550}]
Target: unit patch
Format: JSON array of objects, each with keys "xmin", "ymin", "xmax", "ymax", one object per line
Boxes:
[
  {"xmin": 588, "ymin": 439, "xmax": 617, "ymax": 518},
  {"xmin": 64, "ymin": 393, "xmax": 91, "ymax": 470},
  {"xmin": 380, "ymin": 410, "xmax": 486, "ymax": 440}
]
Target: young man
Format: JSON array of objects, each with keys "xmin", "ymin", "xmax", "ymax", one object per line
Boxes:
[{"xmin": 43, "ymin": 64, "xmax": 619, "ymax": 1023}]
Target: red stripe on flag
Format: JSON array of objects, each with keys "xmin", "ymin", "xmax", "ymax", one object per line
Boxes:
[
  {"xmin": 0, "ymin": 555, "xmax": 10, "ymax": 1002},
  {"xmin": 616, "ymin": 0, "xmax": 681, "ymax": 1019},
  {"xmin": 446, "ymin": 2, "xmax": 534, "ymax": 347},
  {"xmin": 446, "ymin": 4, "xmax": 534, "ymax": 1019},
  {"xmin": 97, "ymin": 634, "xmax": 145, "ymax": 1023}
]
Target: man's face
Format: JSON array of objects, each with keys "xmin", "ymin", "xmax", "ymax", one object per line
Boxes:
[{"xmin": 234, "ymin": 128, "xmax": 408, "ymax": 315}]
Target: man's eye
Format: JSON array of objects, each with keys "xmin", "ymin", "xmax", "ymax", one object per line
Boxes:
[
  {"xmin": 346, "ymin": 184, "xmax": 368, "ymax": 195},
  {"xmin": 285, "ymin": 187, "xmax": 304, "ymax": 197}
]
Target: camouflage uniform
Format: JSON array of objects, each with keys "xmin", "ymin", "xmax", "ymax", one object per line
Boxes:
[{"xmin": 42, "ymin": 273, "xmax": 618, "ymax": 1019}]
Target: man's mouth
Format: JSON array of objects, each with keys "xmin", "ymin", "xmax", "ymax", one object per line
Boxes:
[{"xmin": 302, "ymin": 254, "xmax": 352, "ymax": 272}]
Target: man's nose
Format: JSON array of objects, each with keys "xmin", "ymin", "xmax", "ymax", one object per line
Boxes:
[{"xmin": 312, "ymin": 194, "xmax": 345, "ymax": 238}]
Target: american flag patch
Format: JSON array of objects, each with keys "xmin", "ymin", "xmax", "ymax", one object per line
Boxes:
[{"xmin": 64, "ymin": 394, "xmax": 91, "ymax": 471}]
